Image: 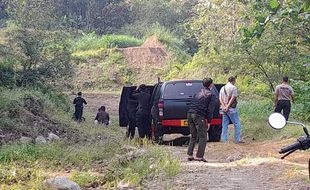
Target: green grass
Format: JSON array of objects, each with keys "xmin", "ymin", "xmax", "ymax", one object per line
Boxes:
[
  {"xmin": 0, "ymin": 87, "xmax": 70, "ymax": 114},
  {"xmin": 72, "ymin": 48, "xmax": 106, "ymax": 60},
  {"xmin": 239, "ymin": 100, "xmax": 308, "ymax": 141},
  {"xmin": 0, "ymin": 122, "xmax": 180, "ymax": 189},
  {"xmin": 72, "ymin": 33, "xmax": 144, "ymax": 52},
  {"xmin": 123, "ymin": 146, "xmax": 180, "ymax": 185},
  {"xmin": 0, "ymin": 163, "xmax": 45, "ymax": 190},
  {"xmin": 0, "ymin": 141, "xmax": 121, "ymax": 167},
  {"xmin": 104, "ymin": 144, "xmax": 180, "ymax": 188},
  {"xmin": 70, "ymin": 171, "xmax": 102, "ymax": 187},
  {"xmin": 0, "ymin": 87, "xmax": 72, "ymax": 140}
]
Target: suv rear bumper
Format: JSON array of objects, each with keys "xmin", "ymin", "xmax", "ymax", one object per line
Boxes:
[{"xmin": 160, "ymin": 118, "xmax": 222, "ymax": 127}]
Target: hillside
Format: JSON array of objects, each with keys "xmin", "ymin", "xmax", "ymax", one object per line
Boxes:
[{"xmin": 72, "ymin": 36, "xmax": 170, "ymax": 90}]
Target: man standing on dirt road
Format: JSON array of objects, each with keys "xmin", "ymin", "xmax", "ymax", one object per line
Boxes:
[
  {"xmin": 274, "ymin": 76, "xmax": 294, "ymax": 121},
  {"xmin": 133, "ymin": 84, "xmax": 152, "ymax": 139},
  {"xmin": 73, "ymin": 92, "xmax": 87, "ymax": 122},
  {"xmin": 219, "ymin": 76, "xmax": 244, "ymax": 143},
  {"xmin": 187, "ymin": 78, "xmax": 216, "ymax": 162}
]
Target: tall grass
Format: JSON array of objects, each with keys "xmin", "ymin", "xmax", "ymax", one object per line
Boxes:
[
  {"xmin": 0, "ymin": 141, "xmax": 121, "ymax": 167},
  {"xmin": 72, "ymin": 33, "xmax": 144, "ymax": 52},
  {"xmin": 0, "ymin": 87, "xmax": 70, "ymax": 111},
  {"xmin": 239, "ymin": 100, "xmax": 307, "ymax": 141},
  {"xmin": 105, "ymin": 145, "xmax": 180, "ymax": 188}
]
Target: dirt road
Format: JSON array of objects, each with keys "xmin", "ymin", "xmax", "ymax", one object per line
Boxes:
[
  {"xmin": 147, "ymin": 140, "xmax": 309, "ymax": 190},
  {"xmin": 83, "ymin": 93, "xmax": 310, "ymax": 190}
]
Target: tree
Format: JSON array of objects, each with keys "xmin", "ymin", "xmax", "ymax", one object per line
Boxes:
[
  {"xmin": 120, "ymin": 0, "xmax": 196, "ymax": 38},
  {"xmin": 239, "ymin": 0, "xmax": 309, "ymax": 91},
  {"xmin": 187, "ymin": 0, "xmax": 248, "ymax": 53},
  {"xmin": 1, "ymin": 26, "xmax": 73, "ymax": 87}
]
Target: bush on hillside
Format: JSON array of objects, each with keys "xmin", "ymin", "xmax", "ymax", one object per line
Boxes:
[
  {"xmin": 146, "ymin": 24, "xmax": 190, "ymax": 64},
  {"xmin": 292, "ymin": 80, "xmax": 310, "ymax": 121},
  {"xmin": 0, "ymin": 87, "xmax": 74, "ymax": 143},
  {"xmin": 0, "ymin": 59, "xmax": 15, "ymax": 87},
  {"xmin": 1, "ymin": 27, "xmax": 73, "ymax": 88},
  {"xmin": 0, "ymin": 88, "xmax": 70, "ymax": 117}
]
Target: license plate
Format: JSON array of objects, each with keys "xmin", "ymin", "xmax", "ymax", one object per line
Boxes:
[{"xmin": 181, "ymin": 120, "xmax": 189, "ymax": 126}]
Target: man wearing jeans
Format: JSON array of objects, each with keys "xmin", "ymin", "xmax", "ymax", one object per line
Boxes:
[
  {"xmin": 187, "ymin": 78, "xmax": 216, "ymax": 162},
  {"xmin": 219, "ymin": 76, "xmax": 244, "ymax": 143}
]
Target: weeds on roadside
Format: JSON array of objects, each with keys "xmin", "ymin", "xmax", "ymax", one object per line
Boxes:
[
  {"xmin": 103, "ymin": 141, "xmax": 180, "ymax": 188},
  {"xmin": 239, "ymin": 100, "xmax": 308, "ymax": 141}
]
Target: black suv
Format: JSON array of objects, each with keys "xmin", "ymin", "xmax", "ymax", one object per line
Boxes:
[{"xmin": 119, "ymin": 80, "xmax": 224, "ymax": 142}]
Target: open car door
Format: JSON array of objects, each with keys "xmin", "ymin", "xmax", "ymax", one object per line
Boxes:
[
  {"xmin": 119, "ymin": 85, "xmax": 155, "ymax": 127},
  {"xmin": 119, "ymin": 86, "xmax": 137, "ymax": 127}
]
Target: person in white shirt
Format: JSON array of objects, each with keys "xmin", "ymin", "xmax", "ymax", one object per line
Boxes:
[{"xmin": 219, "ymin": 76, "xmax": 244, "ymax": 143}]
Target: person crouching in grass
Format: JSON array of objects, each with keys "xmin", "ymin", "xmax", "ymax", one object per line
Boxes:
[{"xmin": 95, "ymin": 106, "xmax": 110, "ymax": 127}]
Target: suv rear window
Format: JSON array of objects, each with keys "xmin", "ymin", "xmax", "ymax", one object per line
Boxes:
[{"xmin": 163, "ymin": 82, "xmax": 203, "ymax": 99}]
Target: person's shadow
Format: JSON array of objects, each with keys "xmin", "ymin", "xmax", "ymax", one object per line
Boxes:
[{"xmin": 163, "ymin": 136, "xmax": 190, "ymax": 146}]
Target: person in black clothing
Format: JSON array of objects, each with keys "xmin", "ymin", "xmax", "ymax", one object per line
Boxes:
[
  {"xmin": 133, "ymin": 84, "xmax": 151, "ymax": 139},
  {"xmin": 187, "ymin": 78, "xmax": 216, "ymax": 162},
  {"xmin": 208, "ymin": 83, "xmax": 221, "ymax": 142},
  {"xmin": 126, "ymin": 97, "xmax": 138, "ymax": 139},
  {"xmin": 95, "ymin": 106, "xmax": 110, "ymax": 126},
  {"xmin": 73, "ymin": 92, "xmax": 87, "ymax": 122},
  {"xmin": 210, "ymin": 83, "xmax": 220, "ymax": 118}
]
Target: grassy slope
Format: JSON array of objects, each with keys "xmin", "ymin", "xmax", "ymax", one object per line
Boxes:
[
  {"xmin": 70, "ymin": 31, "xmax": 190, "ymax": 91},
  {"xmin": 0, "ymin": 88, "xmax": 180, "ymax": 189}
]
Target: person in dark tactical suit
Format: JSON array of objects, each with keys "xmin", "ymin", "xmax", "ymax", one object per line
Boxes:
[
  {"xmin": 73, "ymin": 92, "xmax": 87, "ymax": 122},
  {"xmin": 126, "ymin": 96, "xmax": 138, "ymax": 138},
  {"xmin": 133, "ymin": 84, "xmax": 152, "ymax": 139}
]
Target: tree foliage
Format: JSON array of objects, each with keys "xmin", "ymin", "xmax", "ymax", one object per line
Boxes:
[
  {"xmin": 188, "ymin": 0, "xmax": 247, "ymax": 53},
  {"xmin": 1, "ymin": 27, "xmax": 73, "ymax": 87}
]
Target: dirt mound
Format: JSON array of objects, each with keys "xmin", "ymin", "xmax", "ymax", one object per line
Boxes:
[{"xmin": 119, "ymin": 36, "xmax": 169, "ymax": 67}]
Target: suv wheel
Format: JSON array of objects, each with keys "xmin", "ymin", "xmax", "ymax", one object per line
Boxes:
[
  {"xmin": 152, "ymin": 124, "xmax": 163, "ymax": 145},
  {"xmin": 208, "ymin": 125, "xmax": 222, "ymax": 142}
]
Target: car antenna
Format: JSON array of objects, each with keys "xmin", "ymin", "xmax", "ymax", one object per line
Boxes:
[{"xmin": 157, "ymin": 77, "xmax": 161, "ymax": 83}]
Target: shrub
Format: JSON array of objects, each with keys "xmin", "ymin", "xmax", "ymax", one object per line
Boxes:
[
  {"xmin": 292, "ymin": 80, "xmax": 310, "ymax": 121},
  {"xmin": 0, "ymin": 59, "xmax": 15, "ymax": 87},
  {"xmin": 3, "ymin": 27, "xmax": 73, "ymax": 87}
]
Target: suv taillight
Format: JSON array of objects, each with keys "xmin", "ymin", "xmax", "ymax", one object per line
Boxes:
[{"xmin": 158, "ymin": 100, "xmax": 164, "ymax": 119}]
